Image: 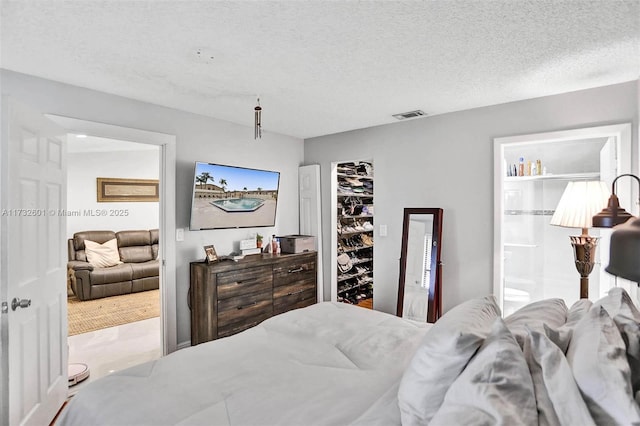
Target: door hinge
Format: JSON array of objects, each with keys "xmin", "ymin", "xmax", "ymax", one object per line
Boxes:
[{"xmin": 1, "ymin": 302, "xmax": 8, "ymax": 314}]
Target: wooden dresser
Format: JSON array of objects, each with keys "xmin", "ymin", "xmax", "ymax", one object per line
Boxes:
[{"xmin": 189, "ymin": 251, "xmax": 317, "ymax": 345}]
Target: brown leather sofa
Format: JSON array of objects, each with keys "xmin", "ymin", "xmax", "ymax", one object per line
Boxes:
[{"xmin": 67, "ymin": 229, "xmax": 159, "ymax": 301}]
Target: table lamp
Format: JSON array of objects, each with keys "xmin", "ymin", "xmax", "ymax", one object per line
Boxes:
[
  {"xmin": 592, "ymin": 174, "xmax": 640, "ymax": 282},
  {"xmin": 550, "ymin": 181, "xmax": 610, "ymax": 298}
]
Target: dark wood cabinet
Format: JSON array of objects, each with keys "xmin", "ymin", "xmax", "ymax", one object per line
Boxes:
[{"xmin": 190, "ymin": 252, "xmax": 317, "ymax": 345}]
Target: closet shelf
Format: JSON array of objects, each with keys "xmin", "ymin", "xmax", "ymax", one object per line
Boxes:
[
  {"xmin": 504, "ymin": 172, "xmax": 599, "ymax": 182},
  {"xmin": 339, "ymin": 229, "xmax": 373, "ymax": 237},
  {"xmin": 338, "ymin": 245, "xmax": 373, "ymax": 253},
  {"xmin": 337, "ymin": 193, "xmax": 373, "ymax": 197},
  {"xmin": 337, "ymin": 173, "xmax": 373, "ymax": 180}
]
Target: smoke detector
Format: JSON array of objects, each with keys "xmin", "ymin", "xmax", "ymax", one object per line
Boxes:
[{"xmin": 392, "ymin": 110, "xmax": 427, "ymax": 120}]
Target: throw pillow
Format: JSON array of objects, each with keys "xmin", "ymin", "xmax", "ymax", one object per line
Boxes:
[
  {"xmin": 523, "ymin": 327, "xmax": 595, "ymax": 426},
  {"xmin": 397, "ymin": 295, "xmax": 500, "ymax": 425},
  {"xmin": 84, "ymin": 238, "xmax": 122, "ymax": 268},
  {"xmin": 429, "ymin": 318, "xmax": 537, "ymax": 426},
  {"xmin": 566, "ymin": 305, "xmax": 640, "ymax": 424},
  {"xmin": 504, "ymin": 298, "xmax": 567, "ymax": 348}
]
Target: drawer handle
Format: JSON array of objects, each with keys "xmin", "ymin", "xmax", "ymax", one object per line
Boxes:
[
  {"xmin": 288, "ymin": 267, "xmax": 304, "ymax": 274},
  {"xmin": 237, "ymin": 301, "xmax": 258, "ymax": 310},
  {"xmin": 287, "ymin": 289, "xmax": 305, "ymax": 296}
]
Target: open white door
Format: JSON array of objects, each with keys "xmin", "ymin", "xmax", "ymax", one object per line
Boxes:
[
  {"xmin": 299, "ymin": 165, "xmax": 323, "ymax": 302},
  {"xmin": 1, "ymin": 98, "xmax": 68, "ymax": 425}
]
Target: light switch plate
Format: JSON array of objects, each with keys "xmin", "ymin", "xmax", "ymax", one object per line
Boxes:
[
  {"xmin": 379, "ymin": 224, "xmax": 388, "ymax": 237},
  {"xmin": 176, "ymin": 228, "xmax": 184, "ymax": 241}
]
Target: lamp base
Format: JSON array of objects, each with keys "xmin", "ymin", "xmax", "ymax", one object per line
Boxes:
[{"xmin": 569, "ymin": 234, "xmax": 599, "ymax": 299}]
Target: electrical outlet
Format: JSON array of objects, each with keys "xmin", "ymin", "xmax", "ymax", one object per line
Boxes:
[{"xmin": 379, "ymin": 224, "xmax": 388, "ymax": 237}]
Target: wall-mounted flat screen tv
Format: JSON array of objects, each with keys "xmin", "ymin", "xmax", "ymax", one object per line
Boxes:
[{"xmin": 189, "ymin": 162, "xmax": 280, "ymax": 230}]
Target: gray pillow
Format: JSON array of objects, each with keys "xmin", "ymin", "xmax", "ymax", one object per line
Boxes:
[
  {"xmin": 523, "ymin": 328, "xmax": 594, "ymax": 426},
  {"xmin": 548, "ymin": 298, "xmax": 593, "ymax": 353},
  {"xmin": 397, "ymin": 295, "xmax": 500, "ymax": 425},
  {"xmin": 504, "ymin": 298, "xmax": 567, "ymax": 348},
  {"xmin": 595, "ymin": 287, "xmax": 640, "ymax": 394},
  {"xmin": 430, "ymin": 318, "xmax": 538, "ymax": 426},
  {"xmin": 566, "ymin": 305, "xmax": 640, "ymax": 424}
]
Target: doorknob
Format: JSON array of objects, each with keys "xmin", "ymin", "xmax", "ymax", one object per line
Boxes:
[{"xmin": 11, "ymin": 298, "xmax": 31, "ymax": 311}]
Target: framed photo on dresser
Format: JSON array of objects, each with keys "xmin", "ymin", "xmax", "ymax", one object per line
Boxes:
[{"xmin": 204, "ymin": 245, "xmax": 218, "ymax": 264}]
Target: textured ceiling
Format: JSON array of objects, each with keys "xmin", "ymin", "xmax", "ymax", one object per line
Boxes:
[{"xmin": 1, "ymin": 1, "xmax": 639, "ymax": 139}]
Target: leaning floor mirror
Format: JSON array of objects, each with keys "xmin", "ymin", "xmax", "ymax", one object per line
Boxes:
[{"xmin": 397, "ymin": 208, "xmax": 443, "ymax": 323}]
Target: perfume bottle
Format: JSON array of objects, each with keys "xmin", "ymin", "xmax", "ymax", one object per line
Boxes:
[{"xmin": 518, "ymin": 157, "xmax": 524, "ymax": 176}]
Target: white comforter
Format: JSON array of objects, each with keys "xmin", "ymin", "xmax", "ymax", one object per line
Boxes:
[{"xmin": 58, "ymin": 302, "xmax": 430, "ymax": 426}]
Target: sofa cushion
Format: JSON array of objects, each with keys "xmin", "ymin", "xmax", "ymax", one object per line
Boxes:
[
  {"xmin": 131, "ymin": 260, "xmax": 159, "ymax": 279},
  {"xmin": 150, "ymin": 229, "xmax": 159, "ymax": 259},
  {"xmin": 120, "ymin": 245, "xmax": 154, "ymax": 263},
  {"xmin": 116, "ymin": 230, "xmax": 151, "ymax": 247},
  {"xmin": 117, "ymin": 230, "xmax": 154, "ymax": 263},
  {"xmin": 88, "ymin": 263, "xmax": 133, "ymax": 285},
  {"xmin": 84, "ymin": 239, "xmax": 122, "ymax": 268}
]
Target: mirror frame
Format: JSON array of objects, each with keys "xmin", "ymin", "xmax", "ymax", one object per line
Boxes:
[{"xmin": 397, "ymin": 207, "xmax": 443, "ymax": 323}]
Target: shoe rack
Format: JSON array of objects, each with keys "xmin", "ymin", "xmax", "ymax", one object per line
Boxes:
[{"xmin": 335, "ymin": 161, "xmax": 374, "ymax": 308}]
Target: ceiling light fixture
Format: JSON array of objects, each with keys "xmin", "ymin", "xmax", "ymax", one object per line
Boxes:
[
  {"xmin": 75, "ymin": 134, "xmax": 87, "ymax": 138},
  {"xmin": 254, "ymin": 97, "xmax": 262, "ymax": 139}
]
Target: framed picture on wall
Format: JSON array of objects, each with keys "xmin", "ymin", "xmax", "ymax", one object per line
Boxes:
[{"xmin": 204, "ymin": 245, "xmax": 218, "ymax": 264}]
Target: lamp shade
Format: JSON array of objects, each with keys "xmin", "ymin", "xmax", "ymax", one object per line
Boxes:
[
  {"xmin": 606, "ymin": 217, "xmax": 640, "ymax": 282},
  {"xmin": 550, "ymin": 181, "xmax": 610, "ymax": 229}
]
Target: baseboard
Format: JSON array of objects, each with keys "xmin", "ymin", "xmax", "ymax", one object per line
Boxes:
[{"xmin": 176, "ymin": 340, "xmax": 191, "ymax": 351}]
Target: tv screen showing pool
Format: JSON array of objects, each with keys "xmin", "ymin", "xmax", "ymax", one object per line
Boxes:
[{"xmin": 189, "ymin": 162, "xmax": 280, "ymax": 230}]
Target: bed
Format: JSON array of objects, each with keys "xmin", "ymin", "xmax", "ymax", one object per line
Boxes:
[{"xmin": 58, "ymin": 289, "xmax": 640, "ymax": 425}]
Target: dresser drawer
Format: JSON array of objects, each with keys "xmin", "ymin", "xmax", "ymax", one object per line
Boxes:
[
  {"xmin": 217, "ymin": 289, "xmax": 273, "ymax": 338},
  {"xmin": 273, "ymin": 285, "xmax": 316, "ymax": 316},
  {"xmin": 273, "ymin": 256, "xmax": 316, "ymax": 287},
  {"xmin": 216, "ymin": 265, "xmax": 272, "ymax": 300}
]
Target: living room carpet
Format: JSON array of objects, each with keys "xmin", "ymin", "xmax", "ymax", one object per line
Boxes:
[{"xmin": 67, "ymin": 289, "xmax": 160, "ymax": 336}]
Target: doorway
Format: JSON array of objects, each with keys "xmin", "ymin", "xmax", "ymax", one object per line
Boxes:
[
  {"xmin": 45, "ymin": 114, "xmax": 178, "ymax": 356},
  {"xmin": 493, "ymin": 123, "xmax": 633, "ymax": 314},
  {"xmin": 65, "ymin": 135, "xmax": 162, "ymax": 389}
]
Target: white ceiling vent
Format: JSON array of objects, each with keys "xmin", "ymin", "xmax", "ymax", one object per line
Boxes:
[{"xmin": 392, "ymin": 110, "xmax": 427, "ymax": 120}]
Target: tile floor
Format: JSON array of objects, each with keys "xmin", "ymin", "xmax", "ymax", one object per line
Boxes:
[{"xmin": 67, "ymin": 317, "xmax": 162, "ymax": 395}]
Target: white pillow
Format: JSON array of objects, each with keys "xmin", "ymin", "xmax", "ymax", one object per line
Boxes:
[
  {"xmin": 566, "ymin": 305, "xmax": 640, "ymax": 424},
  {"xmin": 84, "ymin": 238, "xmax": 122, "ymax": 268},
  {"xmin": 398, "ymin": 295, "xmax": 500, "ymax": 425},
  {"xmin": 595, "ymin": 287, "xmax": 640, "ymax": 394},
  {"xmin": 430, "ymin": 318, "xmax": 537, "ymax": 426},
  {"xmin": 523, "ymin": 328, "xmax": 595, "ymax": 426},
  {"xmin": 504, "ymin": 298, "xmax": 567, "ymax": 348}
]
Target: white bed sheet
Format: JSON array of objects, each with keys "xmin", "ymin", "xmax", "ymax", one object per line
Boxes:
[{"xmin": 58, "ymin": 302, "xmax": 430, "ymax": 426}]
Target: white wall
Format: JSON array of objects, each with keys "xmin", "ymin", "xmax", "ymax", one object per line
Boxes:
[
  {"xmin": 1, "ymin": 69, "xmax": 304, "ymax": 347},
  {"xmin": 304, "ymin": 80, "xmax": 639, "ymax": 316},
  {"xmin": 66, "ymin": 149, "xmax": 160, "ymax": 237}
]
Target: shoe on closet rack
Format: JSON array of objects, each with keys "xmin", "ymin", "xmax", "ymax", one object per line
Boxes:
[{"xmin": 362, "ymin": 221, "xmax": 373, "ymax": 231}]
